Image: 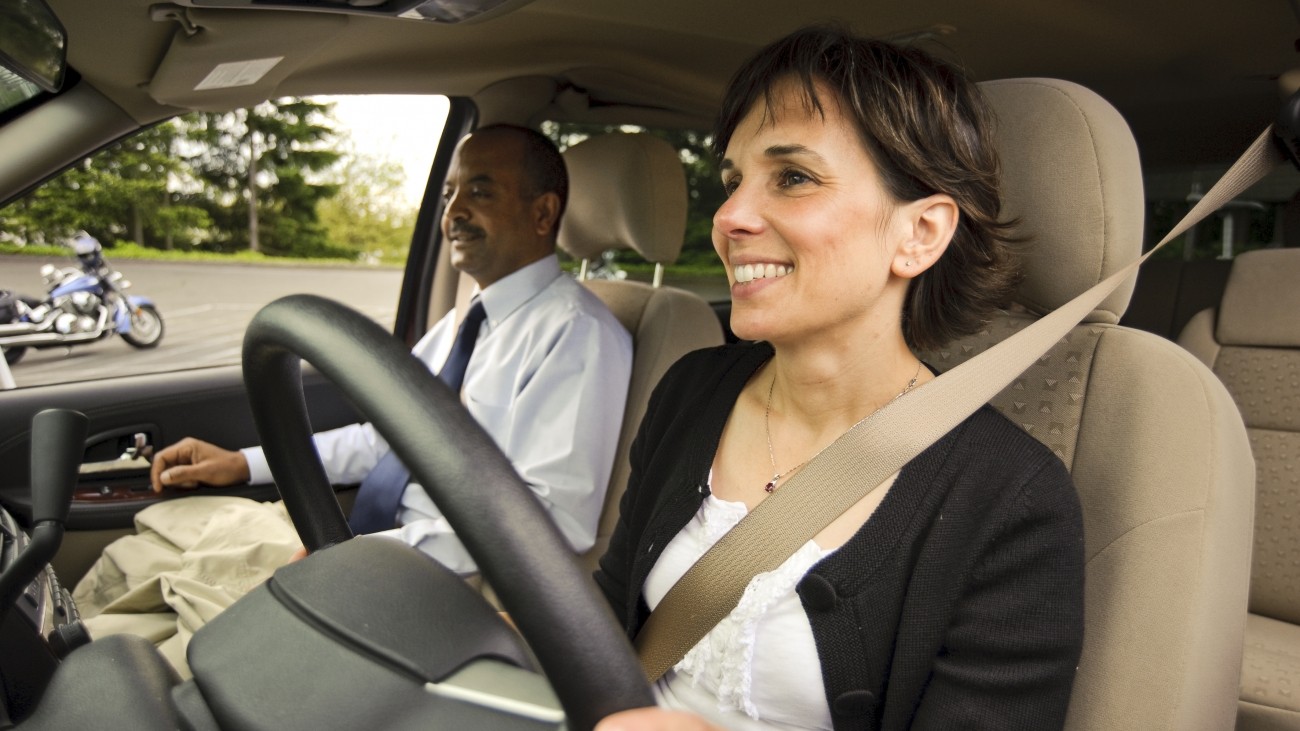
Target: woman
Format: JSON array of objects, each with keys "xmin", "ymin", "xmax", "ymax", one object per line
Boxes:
[{"xmin": 595, "ymin": 24, "xmax": 1085, "ymax": 731}]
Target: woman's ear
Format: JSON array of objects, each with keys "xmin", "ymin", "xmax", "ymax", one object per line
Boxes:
[
  {"xmin": 891, "ymin": 194, "xmax": 958, "ymax": 279},
  {"xmin": 532, "ymin": 191, "xmax": 562, "ymax": 237}
]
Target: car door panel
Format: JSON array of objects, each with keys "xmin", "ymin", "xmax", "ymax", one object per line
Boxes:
[{"xmin": 0, "ymin": 364, "xmax": 362, "ymax": 534}]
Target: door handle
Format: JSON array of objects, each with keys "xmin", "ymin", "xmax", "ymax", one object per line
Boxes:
[{"xmin": 78, "ymin": 431, "xmax": 152, "ymax": 476}]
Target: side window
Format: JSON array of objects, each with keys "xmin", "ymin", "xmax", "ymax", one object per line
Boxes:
[
  {"xmin": 1123, "ymin": 164, "xmax": 1300, "ymax": 340},
  {"xmin": 0, "ymin": 94, "xmax": 448, "ymax": 388},
  {"xmin": 541, "ymin": 122, "xmax": 728, "ymax": 304}
]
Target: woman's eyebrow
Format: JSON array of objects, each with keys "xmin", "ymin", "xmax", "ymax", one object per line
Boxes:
[
  {"xmin": 765, "ymin": 143, "xmax": 824, "ymax": 163},
  {"xmin": 719, "ymin": 144, "xmax": 824, "ymax": 172}
]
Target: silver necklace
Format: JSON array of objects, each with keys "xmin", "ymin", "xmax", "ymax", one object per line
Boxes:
[{"xmin": 763, "ymin": 361, "xmax": 923, "ymax": 493}]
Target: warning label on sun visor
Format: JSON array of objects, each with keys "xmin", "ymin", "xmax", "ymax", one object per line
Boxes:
[{"xmin": 194, "ymin": 57, "xmax": 284, "ymax": 91}]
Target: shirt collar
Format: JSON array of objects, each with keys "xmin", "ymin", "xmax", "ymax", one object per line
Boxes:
[{"xmin": 475, "ymin": 254, "xmax": 562, "ymax": 328}]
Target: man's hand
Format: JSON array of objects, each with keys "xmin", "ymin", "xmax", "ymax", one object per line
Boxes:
[
  {"xmin": 150, "ymin": 437, "xmax": 251, "ymax": 493},
  {"xmin": 595, "ymin": 708, "xmax": 724, "ymax": 731}
]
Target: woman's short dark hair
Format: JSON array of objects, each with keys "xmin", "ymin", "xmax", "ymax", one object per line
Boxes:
[
  {"xmin": 476, "ymin": 123, "xmax": 569, "ymax": 233},
  {"xmin": 713, "ymin": 24, "xmax": 1021, "ymax": 351}
]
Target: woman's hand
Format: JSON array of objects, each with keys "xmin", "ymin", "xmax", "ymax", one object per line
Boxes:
[{"xmin": 595, "ymin": 708, "xmax": 724, "ymax": 731}]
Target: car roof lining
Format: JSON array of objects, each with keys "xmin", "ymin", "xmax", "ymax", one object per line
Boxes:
[{"xmin": 41, "ymin": 0, "xmax": 1299, "ymax": 168}]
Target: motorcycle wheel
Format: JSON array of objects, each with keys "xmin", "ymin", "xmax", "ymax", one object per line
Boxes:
[
  {"xmin": 2, "ymin": 346, "xmax": 25, "ymax": 365},
  {"xmin": 121, "ymin": 305, "xmax": 164, "ymax": 349}
]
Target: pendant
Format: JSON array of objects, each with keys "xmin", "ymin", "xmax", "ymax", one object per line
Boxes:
[{"xmin": 764, "ymin": 477, "xmax": 777, "ymax": 493}]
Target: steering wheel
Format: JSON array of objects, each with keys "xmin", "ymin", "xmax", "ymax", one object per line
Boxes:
[{"xmin": 241, "ymin": 294, "xmax": 653, "ymax": 730}]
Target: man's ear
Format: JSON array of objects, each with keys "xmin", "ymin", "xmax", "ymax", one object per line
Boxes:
[
  {"xmin": 531, "ymin": 191, "xmax": 562, "ymax": 237},
  {"xmin": 891, "ymin": 194, "xmax": 958, "ymax": 279}
]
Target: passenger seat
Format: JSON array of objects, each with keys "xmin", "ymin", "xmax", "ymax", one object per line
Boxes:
[
  {"xmin": 556, "ymin": 132, "xmax": 725, "ymax": 572},
  {"xmin": 1178, "ymin": 248, "xmax": 1300, "ymax": 730}
]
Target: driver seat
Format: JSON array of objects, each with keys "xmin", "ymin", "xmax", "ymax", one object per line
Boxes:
[
  {"xmin": 555, "ymin": 132, "xmax": 725, "ymax": 572},
  {"xmin": 913, "ymin": 78, "xmax": 1256, "ymax": 729}
]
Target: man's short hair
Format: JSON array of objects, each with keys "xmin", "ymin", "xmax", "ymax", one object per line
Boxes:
[{"xmin": 475, "ymin": 123, "xmax": 569, "ymax": 232}]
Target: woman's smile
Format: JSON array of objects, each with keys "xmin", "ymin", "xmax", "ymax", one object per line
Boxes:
[{"xmin": 733, "ymin": 263, "xmax": 793, "ymax": 283}]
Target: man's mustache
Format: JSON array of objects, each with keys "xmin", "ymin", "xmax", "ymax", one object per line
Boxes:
[{"xmin": 448, "ymin": 223, "xmax": 485, "ymax": 240}]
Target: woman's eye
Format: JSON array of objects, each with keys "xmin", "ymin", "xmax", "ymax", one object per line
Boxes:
[
  {"xmin": 721, "ymin": 177, "xmax": 740, "ymax": 197},
  {"xmin": 778, "ymin": 168, "xmax": 811, "ymax": 188}
]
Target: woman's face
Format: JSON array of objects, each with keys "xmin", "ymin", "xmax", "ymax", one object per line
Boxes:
[{"xmin": 713, "ymin": 78, "xmax": 913, "ymax": 347}]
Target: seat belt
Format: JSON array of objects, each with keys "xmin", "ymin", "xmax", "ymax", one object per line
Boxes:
[{"xmin": 634, "ymin": 125, "xmax": 1285, "ymax": 683}]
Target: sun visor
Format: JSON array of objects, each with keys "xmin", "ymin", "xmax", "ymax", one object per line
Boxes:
[
  {"xmin": 473, "ymin": 76, "xmax": 559, "ymax": 126},
  {"xmin": 147, "ymin": 9, "xmax": 347, "ymax": 111}
]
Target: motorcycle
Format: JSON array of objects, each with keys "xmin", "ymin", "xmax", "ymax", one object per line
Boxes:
[{"xmin": 0, "ymin": 233, "xmax": 164, "ymax": 365}]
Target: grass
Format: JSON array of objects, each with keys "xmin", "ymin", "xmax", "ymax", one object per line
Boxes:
[
  {"xmin": 1, "ymin": 241, "xmax": 725, "ymax": 275},
  {"xmin": 0, "ymin": 241, "xmax": 398, "ymax": 267}
]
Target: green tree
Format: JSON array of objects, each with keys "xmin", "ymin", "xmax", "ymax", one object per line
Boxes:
[
  {"xmin": 317, "ymin": 147, "xmax": 415, "ymax": 264},
  {"xmin": 94, "ymin": 122, "xmax": 211, "ymax": 249},
  {"xmin": 0, "ymin": 121, "xmax": 210, "ymax": 249},
  {"xmin": 184, "ymin": 97, "xmax": 344, "ymax": 257}
]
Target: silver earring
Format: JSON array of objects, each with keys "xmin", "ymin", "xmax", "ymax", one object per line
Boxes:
[{"xmin": 905, "ymin": 259, "xmax": 914, "ymax": 267}]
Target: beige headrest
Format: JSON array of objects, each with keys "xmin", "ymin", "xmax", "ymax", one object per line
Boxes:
[
  {"xmin": 558, "ymin": 133, "xmax": 688, "ymax": 264},
  {"xmin": 1216, "ymin": 248, "xmax": 1300, "ymax": 346},
  {"xmin": 981, "ymin": 79, "xmax": 1144, "ymax": 323}
]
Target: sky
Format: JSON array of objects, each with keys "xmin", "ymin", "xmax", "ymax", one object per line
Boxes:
[{"xmin": 320, "ymin": 94, "xmax": 450, "ymax": 208}]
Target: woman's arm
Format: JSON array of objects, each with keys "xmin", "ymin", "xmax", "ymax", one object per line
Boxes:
[
  {"xmin": 592, "ymin": 347, "xmax": 710, "ymax": 627},
  {"xmin": 911, "ymin": 457, "xmax": 1085, "ymax": 729},
  {"xmin": 596, "ymin": 708, "xmax": 723, "ymax": 731},
  {"xmin": 592, "ymin": 423, "xmax": 646, "ymax": 621}
]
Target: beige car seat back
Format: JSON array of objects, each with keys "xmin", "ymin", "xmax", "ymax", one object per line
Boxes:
[
  {"xmin": 1179, "ymin": 247, "xmax": 1300, "ymax": 730},
  {"xmin": 557, "ymin": 132, "xmax": 725, "ymax": 572},
  {"xmin": 914, "ymin": 78, "xmax": 1256, "ymax": 730}
]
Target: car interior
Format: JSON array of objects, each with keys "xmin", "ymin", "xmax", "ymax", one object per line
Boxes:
[{"xmin": 0, "ymin": 1, "xmax": 1297, "ymax": 729}]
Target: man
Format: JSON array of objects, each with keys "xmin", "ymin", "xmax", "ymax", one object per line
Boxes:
[{"xmin": 73, "ymin": 124, "xmax": 633, "ymax": 672}]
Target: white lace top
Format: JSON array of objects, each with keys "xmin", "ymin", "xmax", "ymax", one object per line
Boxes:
[{"xmin": 643, "ymin": 492, "xmax": 836, "ymax": 730}]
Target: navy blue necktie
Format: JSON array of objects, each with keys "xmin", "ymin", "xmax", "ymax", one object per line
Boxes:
[{"xmin": 348, "ymin": 299, "xmax": 487, "ymax": 535}]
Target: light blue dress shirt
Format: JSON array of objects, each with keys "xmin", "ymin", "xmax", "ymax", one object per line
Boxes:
[{"xmin": 243, "ymin": 254, "xmax": 633, "ymax": 573}]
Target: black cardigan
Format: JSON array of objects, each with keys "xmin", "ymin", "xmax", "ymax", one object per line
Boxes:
[{"xmin": 594, "ymin": 342, "xmax": 1085, "ymax": 731}]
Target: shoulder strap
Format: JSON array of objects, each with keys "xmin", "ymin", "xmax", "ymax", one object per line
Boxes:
[{"xmin": 634, "ymin": 127, "xmax": 1283, "ymax": 683}]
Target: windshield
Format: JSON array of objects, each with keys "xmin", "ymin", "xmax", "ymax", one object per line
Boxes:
[{"xmin": 0, "ymin": 66, "xmax": 44, "ymax": 116}]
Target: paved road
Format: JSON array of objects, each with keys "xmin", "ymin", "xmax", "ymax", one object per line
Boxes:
[{"xmin": 0, "ymin": 256, "xmax": 404, "ymax": 388}]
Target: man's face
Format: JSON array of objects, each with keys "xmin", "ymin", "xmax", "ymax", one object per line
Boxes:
[{"xmin": 441, "ymin": 132, "xmax": 551, "ymax": 288}]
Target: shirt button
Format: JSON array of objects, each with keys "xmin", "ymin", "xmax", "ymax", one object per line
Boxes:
[
  {"xmin": 832, "ymin": 689, "xmax": 876, "ymax": 718},
  {"xmin": 798, "ymin": 574, "xmax": 838, "ymax": 611}
]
